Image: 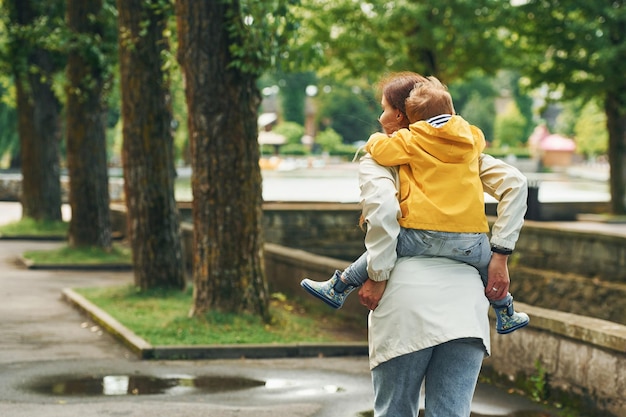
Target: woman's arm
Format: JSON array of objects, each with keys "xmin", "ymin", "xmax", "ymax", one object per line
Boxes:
[
  {"xmin": 479, "ymin": 153, "xmax": 528, "ymax": 250},
  {"xmin": 357, "ymin": 154, "xmax": 401, "ymax": 309},
  {"xmin": 358, "ymin": 154, "xmax": 402, "ymax": 282},
  {"xmin": 479, "ymin": 153, "xmax": 528, "ymax": 300}
]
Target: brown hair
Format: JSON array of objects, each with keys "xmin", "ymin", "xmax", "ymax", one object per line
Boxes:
[
  {"xmin": 405, "ymin": 76, "xmax": 455, "ymax": 123},
  {"xmin": 379, "ymin": 72, "xmax": 429, "ymax": 123}
]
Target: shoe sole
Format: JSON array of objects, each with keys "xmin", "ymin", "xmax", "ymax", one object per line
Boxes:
[
  {"xmin": 496, "ymin": 320, "xmax": 529, "ymax": 335},
  {"xmin": 300, "ymin": 280, "xmax": 342, "ymax": 309}
]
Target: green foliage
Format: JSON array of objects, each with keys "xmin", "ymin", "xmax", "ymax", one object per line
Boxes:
[
  {"xmin": 0, "ymin": 217, "xmax": 68, "ymax": 237},
  {"xmin": 273, "ymin": 121, "xmax": 305, "ymax": 145},
  {"xmin": 493, "ymin": 101, "xmax": 528, "ymax": 148},
  {"xmin": 574, "ymin": 100, "xmax": 608, "ymax": 158},
  {"xmin": 66, "ymin": 0, "xmax": 119, "ymax": 95},
  {"xmin": 313, "ymin": 128, "xmax": 359, "ymax": 159},
  {"xmin": 316, "ymin": 83, "xmax": 379, "ymax": 144},
  {"xmin": 278, "ymin": 143, "xmax": 309, "ymax": 156},
  {"xmin": 484, "ymin": 147, "xmax": 531, "ymax": 159},
  {"xmin": 449, "ymin": 72, "xmax": 498, "ymax": 141},
  {"xmin": 1, "ymin": 0, "xmax": 67, "ymax": 83},
  {"xmin": 552, "ymin": 100, "xmax": 583, "ymax": 138},
  {"xmin": 505, "ymin": 0, "xmax": 626, "ymax": 105},
  {"xmin": 327, "ymin": 143, "xmax": 359, "ymax": 159},
  {"xmin": 275, "ymin": 71, "xmax": 316, "ymax": 124},
  {"xmin": 224, "ymin": 0, "xmax": 301, "ymax": 76},
  {"xmin": 449, "ymin": 71, "xmax": 498, "ymax": 112},
  {"xmin": 457, "ymin": 92, "xmax": 496, "ymax": 142},
  {"xmin": 23, "ymin": 244, "xmax": 131, "ymax": 266},
  {"xmin": 528, "ymin": 359, "xmax": 549, "ymax": 403},
  {"xmin": 0, "ymin": 82, "xmax": 17, "ymax": 163},
  {"xmin": 74, "ymin": 285, "xmax": 365, "ymax": 345},
  {"xmin": 495, "ymin": 70, "xmax": 535, "ymax": 142},
  {"xmin": 291, "ymin": 0, "xmax": 508, "ymax": 83},
  {"xmin": 0, "ymin": 0, "xmax": 120, "ymax": 165},
  {"xmin": 314, "ymin": 127, "xmax": 342, "ymax": 152}
]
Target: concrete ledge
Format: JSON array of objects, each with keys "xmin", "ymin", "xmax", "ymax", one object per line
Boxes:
[
  {"xmin": 61, "ymin": 288, "xmax": 368, "ymax": 361},
  {"xmin": 519, "ymin": 302, "xmax": 626, "ymax": 352}
]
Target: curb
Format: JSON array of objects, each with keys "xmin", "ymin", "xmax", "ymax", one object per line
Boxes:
[
  {"xmin": 61, "ymin": 288, "xmax": 369, "ymax": 360},
  {"xmin": 18, "ymin": 257, "xmax": 132, "ymax": 271},
  {"xmin": 0, "ymin": 235, "xmax": 66, "ymax": 241}
]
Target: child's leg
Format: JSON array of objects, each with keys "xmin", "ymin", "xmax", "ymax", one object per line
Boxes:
[
  {"xmin": 395, "ymin": 227, "xmax": 435, "ymax": 258},
  {"xmin": 431, "ymin": 232, "xmax": 492, "ymax": 273},
  {"xmin": 300, "ymin": 252, "xmax": 366, "ymax": 309},
  {"xmin": 341, "ymin": 252, "xmax": 370, "ymax": 287},
  {"xmin": 491, "ymin": 292, "xmax": 529, "ymax": 334}
]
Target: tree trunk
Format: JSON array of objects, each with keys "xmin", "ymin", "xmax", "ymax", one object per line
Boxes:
[
  {"xmin": 11, "ymin": 0, "xmax": 63, "ymax": 222},
  {"xmin": 117, "ymin": 0, "xmax": 185, "ymax": 290},
  {"xmin": 606, "ymin": 91, "xmax": 626, "ymax": 215},
  {"xmin": 176, "ymin": 0, "xmax": 270, "ymax": 321},
  {"xmin": 66, "ymin": 0, "xmax": 112, "ymax": 249}
]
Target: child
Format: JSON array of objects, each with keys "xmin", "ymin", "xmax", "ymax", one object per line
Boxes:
[{"xmin": 301, "ymin": 76, "xmax": 529, "ymax": 334}]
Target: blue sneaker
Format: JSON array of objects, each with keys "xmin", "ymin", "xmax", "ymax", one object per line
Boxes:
[
  {"xmin": 300, "ymin": 270, "xmax": 356, "ymax": 309},
  {"xmin": 494, "ymin": 300, "xmax": 530, "ymax": 334}
]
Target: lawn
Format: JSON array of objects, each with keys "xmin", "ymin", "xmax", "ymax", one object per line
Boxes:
[
  {"xmin": 75, "ymin": 285, "xmax": 367, "ymax": 345},
  {"xmin": 0, "ymin": 217, "xmax": 68, "ymax": 237}
]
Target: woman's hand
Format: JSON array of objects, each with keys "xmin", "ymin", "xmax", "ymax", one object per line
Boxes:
[
  {"xmin": 359, "ymin": 279, "xmax": 387, "ymax": 310},
  {"xmin": 485, "ymin": 253, "xmax": 510, "ymax": 301}
]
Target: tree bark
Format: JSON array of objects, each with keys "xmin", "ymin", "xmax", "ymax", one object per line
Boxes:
[
  {"xmin": 66, "ymin": 0, "xmax": 112, "ymax": 248},
  {"xmin": 606, "ymin": 92, "xmax": 626, "ymax": 215},
  {"xmin": 10, "ymin": 0, "xmax": 63, "ymax": 222},
  {"xmin": 117, "ymin": 0, "xmax": 185, "ymax": 290},
  {"xmin": 176, "ymin": 0, "xmax": 270, "ymax": 321}
]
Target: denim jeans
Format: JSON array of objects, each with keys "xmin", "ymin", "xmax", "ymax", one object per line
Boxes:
[
  {"xmin": 371, "ymin": 338, "xmax": 485, "ymax": 417},
  {"xmin": 343, "ymin": 228, "xmax": 491, "ymax": 287}
]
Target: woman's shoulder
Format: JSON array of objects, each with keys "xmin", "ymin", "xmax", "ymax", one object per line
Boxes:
[{"xmin": 359, "ymin": 154, "xmax": 399, "ymax": 178}]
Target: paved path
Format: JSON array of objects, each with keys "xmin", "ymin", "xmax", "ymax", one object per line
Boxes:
[{"xmin": 0, "ymin": 202, "xmax": 575, "ymax": 417}]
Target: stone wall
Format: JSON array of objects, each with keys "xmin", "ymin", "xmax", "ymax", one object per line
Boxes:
[
  {"xmin": 263, "ymin": 241, "xmax": 626, "ymax": 417},
  {"xmin": 509, "ymin": 223, "xmax": 626, "ymax": 325},
  {"xmin": 486, "ymin": 304, "xmax": 626, "ymax": 417}
]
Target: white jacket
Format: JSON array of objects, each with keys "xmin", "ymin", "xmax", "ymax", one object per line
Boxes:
[{"xmin": 359, "ymin": 153, "xmax": 528, "ymax": 282}]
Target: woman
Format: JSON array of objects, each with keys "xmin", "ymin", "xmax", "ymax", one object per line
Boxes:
[{"xmin": 357, "ymin": 72, "xmax": 528, "ymax": 416}]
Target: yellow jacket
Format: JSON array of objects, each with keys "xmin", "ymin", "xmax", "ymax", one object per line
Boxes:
[{"xmin": 365, "ymin": 115, "xmax": 488, "ymax": 232}]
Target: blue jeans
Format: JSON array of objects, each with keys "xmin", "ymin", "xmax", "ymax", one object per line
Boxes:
[
  {"xmin": 342, "ymin": 228, "xmax": 514, "ymax": 307},
  {"xmin": 344, "ymin": 228, "xmax": 490, "ymax": 286},
  {"xmin": 371, "ymin": 338, "xmax": 485, "ymax": 417}
]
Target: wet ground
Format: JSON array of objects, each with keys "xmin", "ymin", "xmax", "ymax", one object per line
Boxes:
[{"xmin": 0, "ymin": 204, "xmax": 577, "ymax": 417}]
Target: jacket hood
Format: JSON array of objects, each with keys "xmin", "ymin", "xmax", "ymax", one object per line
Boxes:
[{"xmin": 409, "ymin": 115, "xmax": 485, "ymax": 164}]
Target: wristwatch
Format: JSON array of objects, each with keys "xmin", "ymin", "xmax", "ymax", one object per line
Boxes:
[{"xmin": 491, "ymin": 245, "xmax": 513, "ymax": 255}]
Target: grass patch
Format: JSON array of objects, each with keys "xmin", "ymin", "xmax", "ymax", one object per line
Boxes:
[
  {"xmin": 23, "ymin": 244, "xmax": 131, "ymax": 266},
  {"xmin": 75, "ymin": 285, "xmax": 366, "ymax": 345},
  {"xmin": 0, "ymin": 217, "xmax": 68, "ymax": 237}
]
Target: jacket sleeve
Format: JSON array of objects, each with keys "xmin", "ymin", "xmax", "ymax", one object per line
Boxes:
[
  {"xmin": 479, "ymin": 154, "xmax": 528, "ymax": 250},
  {"xmin": 364, "ymin": 130, "xmax": 414, "ymax": 167},
  {"xmin": 358, "ymin": 154, "xmax": 402, "ymax": 281}
]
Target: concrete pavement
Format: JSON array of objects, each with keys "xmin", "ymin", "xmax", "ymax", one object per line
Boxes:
[{"xmin": 0, "ymin": 202, "xmax": 566, "ymax": 417}]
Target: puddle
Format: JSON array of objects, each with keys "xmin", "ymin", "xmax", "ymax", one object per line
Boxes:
[{"xmin": 28, "ymin": 374, "xmax": 266, "ymax": 396}]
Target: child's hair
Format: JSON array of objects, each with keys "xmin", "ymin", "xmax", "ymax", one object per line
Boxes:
[
  {"xmin": 379, "ymin": 72, "xmax": 429, "ymax": 122},
  {"xmin": 405, "ymin": 76, "xmax": 455, "ymax": 124}
]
